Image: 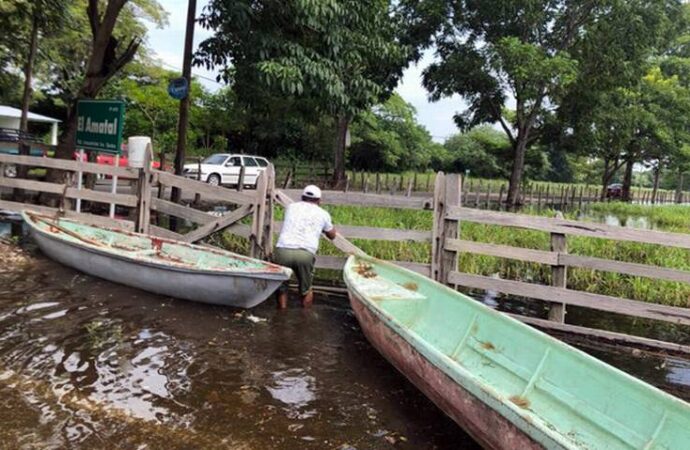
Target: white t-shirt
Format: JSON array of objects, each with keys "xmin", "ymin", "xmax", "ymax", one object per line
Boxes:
[{"xmin": 276, "ymin": 201, "xmax": 334, "ymax": 254}]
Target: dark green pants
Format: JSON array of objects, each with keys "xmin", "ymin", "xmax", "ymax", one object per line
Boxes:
[{"xmin": 273, "ymin": 247, "xmax": 315, "ymax": 296}]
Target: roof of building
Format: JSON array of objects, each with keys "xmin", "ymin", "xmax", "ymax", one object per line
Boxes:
[{"xmin": 0, "ymin": 105, "xmax": 61, "ymax": 123}]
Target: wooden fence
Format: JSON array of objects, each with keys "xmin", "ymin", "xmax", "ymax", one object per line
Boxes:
[
  {"xmin": 0, "ymin": 148, "xmax": 272, "ymax": 259},
  {"xmin": 287, "ymin": 174, "xmax": 690, "ymax": 353},
  {"xmin": 2, "ymin": 152, "xmax": 690, "ymax": 353},
  {"xmin": 276, "ymin": 164, "xmax": 686, "ymax": 209}
]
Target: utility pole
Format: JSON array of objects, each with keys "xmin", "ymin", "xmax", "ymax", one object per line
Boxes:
[{"xmin": 171, "ymin": 0, "xmax": 197, "ymax": 230}]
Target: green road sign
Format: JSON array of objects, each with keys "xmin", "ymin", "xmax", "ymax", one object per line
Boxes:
[{"xmin": 76, "ymin": 100, "xmax": 125, "ymax": 154}]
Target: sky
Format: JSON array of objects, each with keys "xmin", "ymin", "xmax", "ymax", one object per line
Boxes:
[{"xmin": 147, "ymin": 0, "xmax": 464, "ymax": 143}]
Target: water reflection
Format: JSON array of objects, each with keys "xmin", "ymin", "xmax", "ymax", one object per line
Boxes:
[
  {"xmin": 0, "ymin": 251, "xmax": 475, "ymax": 449},
  {"xmin": 579, "ymin": 213, "xmax": 655, "ymax": 230},
  {"xmin": 267, "ymin": 369, "xmax": 317, "ymax": 418},
  {"xmin": 666, "ymin": 357, "xmax": 690, "ymax": 388}
]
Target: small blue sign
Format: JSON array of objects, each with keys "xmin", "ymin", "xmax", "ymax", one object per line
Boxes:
[{"xmin": 168, "ymin": 77, "xmax": 189, "ymax": 100}]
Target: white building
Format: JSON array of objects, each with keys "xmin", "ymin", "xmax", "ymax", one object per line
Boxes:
[{"xmin": 0, "ymin": 105, "xmax": 60, "ymax": 145}]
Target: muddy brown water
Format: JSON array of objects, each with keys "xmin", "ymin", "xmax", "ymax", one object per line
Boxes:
[
  {"xmin": 1, "ymin": 245, "xmax": 690, "ymax": 448},
  {"xmin": 0, "ymin": 250, "xmax": 477, "ymax": 449}
]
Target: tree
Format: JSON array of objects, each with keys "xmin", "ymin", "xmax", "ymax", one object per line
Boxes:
[
  {"xmin": 441, "ymin": 126, "xmax": 508, "ymax": 178},
  {"xmin": 348, "ymin": 94, "xmax": 442, "ymax": 172},
  {"xmin": 44, "ymin": 0, "xmax": 167, "ymax": 164},
  {"xmin": 0, "ymin": 0, "xmax": 67, "ymax": 128},
  {"xmin": 420, "ymin": 0, "xmax": 684, "ymax": 207},
  {"xmin": 101, "ymin": 63, "xmax": 194, "ymax": 152},
  {"xmin": 636, "ymin": 68, "xmax": 690, "ymax": 203},
  {"xmin": 197, "ymin": 0, "xmax": 408, "ymax": 186}
]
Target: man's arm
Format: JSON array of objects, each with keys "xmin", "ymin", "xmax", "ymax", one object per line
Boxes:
[{"xmin": 324, "ymin": 228, "xmax": 337, "ymax": 240}]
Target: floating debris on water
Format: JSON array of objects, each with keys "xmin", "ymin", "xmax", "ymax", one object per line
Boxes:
[
  {"xmin": 0, "ymin": 239, "xmax": 31, "ymax": 271},
  {"xmin": 246, "ymin": 314, "xmax": 267, "ymax": 324}
]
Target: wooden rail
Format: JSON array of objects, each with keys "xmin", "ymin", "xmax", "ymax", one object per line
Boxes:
[
  {"xmin": 447, "ymin": 206, "xmax": 690, "ymax": 249},
  {"xmin": 0, "ymin": 153, "xmax": 138, "ymax": 178},
  {"xmin": 440, "ymin": 180, "xmax": 690, "ymax": 335}
]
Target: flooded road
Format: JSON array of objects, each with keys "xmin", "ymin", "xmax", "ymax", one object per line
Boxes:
[{"xmin": 0, "ymin": 247, "xmax": 476, "ymax": 449}]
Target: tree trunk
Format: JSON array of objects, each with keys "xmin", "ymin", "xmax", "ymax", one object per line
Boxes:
[
  {"xmin": 20, "ymin": 14, "xmax": 39, "ymax": 133},
  {"xmin": 13, "ymin": 14, "xmax": 39, "ymax": 203},
  {"xmin": 85, "ymin": 150, "xmax": 98, "ymax": 190},
  {"xmin": 332, "ymin": 115, "xmax": 349, "ymax": 189},
  {"xmin": 600, "ymin": 157, "xmax": 620, "ymax": 201},
  {"xmin": 171, "ymin": 0, "xmax": 197, "ymax": 231},
  {"xmin": 621, "ymin": 157, "xmax": 634, "ymax": 202},
  {"xmin": 505, "ymin": 134, "xmax": 528, "ymax": 208},
  {"xmin": 651, "ymin": 166, "xmax": 661, "ymax": 205},
  {"xmin": 48, "ymin": 0, "xmax": 140, "ymax": 194}
]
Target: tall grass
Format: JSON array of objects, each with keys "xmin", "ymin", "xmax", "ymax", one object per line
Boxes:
[{"xmin": 216, "ymin": 202, "xmax": 690, "ymax": 307}]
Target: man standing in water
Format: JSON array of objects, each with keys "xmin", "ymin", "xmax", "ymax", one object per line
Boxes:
[{"xmin": 274, "ymin": 185, "xmax": 337, "ymax": 308}]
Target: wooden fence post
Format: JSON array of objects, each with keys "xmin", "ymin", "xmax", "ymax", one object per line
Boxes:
[
  {"xmin": 431, "ymin": 172, "xmax": 446, "ymax": 282},
  {"xmin": 194, "ymin": 157, "xmax": 202, "ymax": 205},
  {"xmin": 157, "ymin": 152, "xmax": 166, "ymax": 200},
  {"xmin": 497, "ymin": 184, "xmax": 505, "ymax": 207},
  {"xmin": 375, "ymin": 173, "xmax": 381, "ymax": 194},
  {"xmin": 261, "ymin": 165, "xmax": 275, "ymax": 259},
  {"xmin": 474, "ymin": 181, "xmax": 481, "ymax": 207},
  {"xmin": 251, "ymin": 165, "xmax": 269, "ymax": 258},
  {"xmin": 237, "ymin": 165, "xmax": 246, "ymax": 192},
  {"xmin": 570, "ymin": 186, "xmax": 576, "ymax": 208},
  {"xmin": 442, "ymin": 174, "xmax": 462, "ymax": 284},
  {"xmin": 282, "ymin": 168, "xmax": 292, "ymax": 189},
  {"xmin": 135, "ymin": 144, "xmax": 153, "ymax": 234},
  {"xmin": 432, "ymin": 173, "xmax": 461, "ymax": 284},
  {"xmin": 549, "ymin": 211, "xmax": 567, "ymax": 323},
  {"xmin": 484, "ymin": 183, "xmax": 492, "ymax": 209}
]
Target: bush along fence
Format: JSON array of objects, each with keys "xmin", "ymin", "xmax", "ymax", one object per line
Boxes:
[{"xmin": 2, "ymin": 150, "xmax": 690, "ymax": 354}]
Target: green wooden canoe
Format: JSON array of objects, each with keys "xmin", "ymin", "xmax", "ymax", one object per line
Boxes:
[
  {"xmin": 23, "ymin": 211, "xmax": 292, "ymax": 308},
  {"xmin": 344, "ymin": 255, "xmax": 690, "ymax": 449}
]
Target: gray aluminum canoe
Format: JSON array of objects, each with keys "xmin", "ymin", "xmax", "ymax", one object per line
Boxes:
[{"xmin": 22, "ymin": 210, "xmax": 292, "ymax": 308}]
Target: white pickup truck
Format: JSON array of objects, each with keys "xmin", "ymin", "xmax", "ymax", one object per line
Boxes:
[{"xmin": 183, "ymin": 154, "xmax": 270, "ymax": 187}]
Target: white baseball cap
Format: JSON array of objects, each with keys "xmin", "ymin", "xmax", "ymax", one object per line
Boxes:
[{"xmin": 302, "ymin": 185, "xmax": 322, "ymax": 199}]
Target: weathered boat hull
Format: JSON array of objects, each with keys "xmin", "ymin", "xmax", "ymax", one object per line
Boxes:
[
  {"xmin": 344, "ymin": 256, "xmax": 690, "ymax": 450},
  {"xmin": 24, "ymin": 212, "xmax": 290, "ymax": 308},
  {"xmin": 349, "ymin": 291, "xmax": 542, "ymax": 449}
]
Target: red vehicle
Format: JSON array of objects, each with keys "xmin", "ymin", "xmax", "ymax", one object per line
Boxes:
[
  {"xmin": 606, "ymin": 183, "xmax": 623, "ymax": 199},
  {"xmin": 73, "ymin": 148, "xmax": 162, "ymax": 175}
]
